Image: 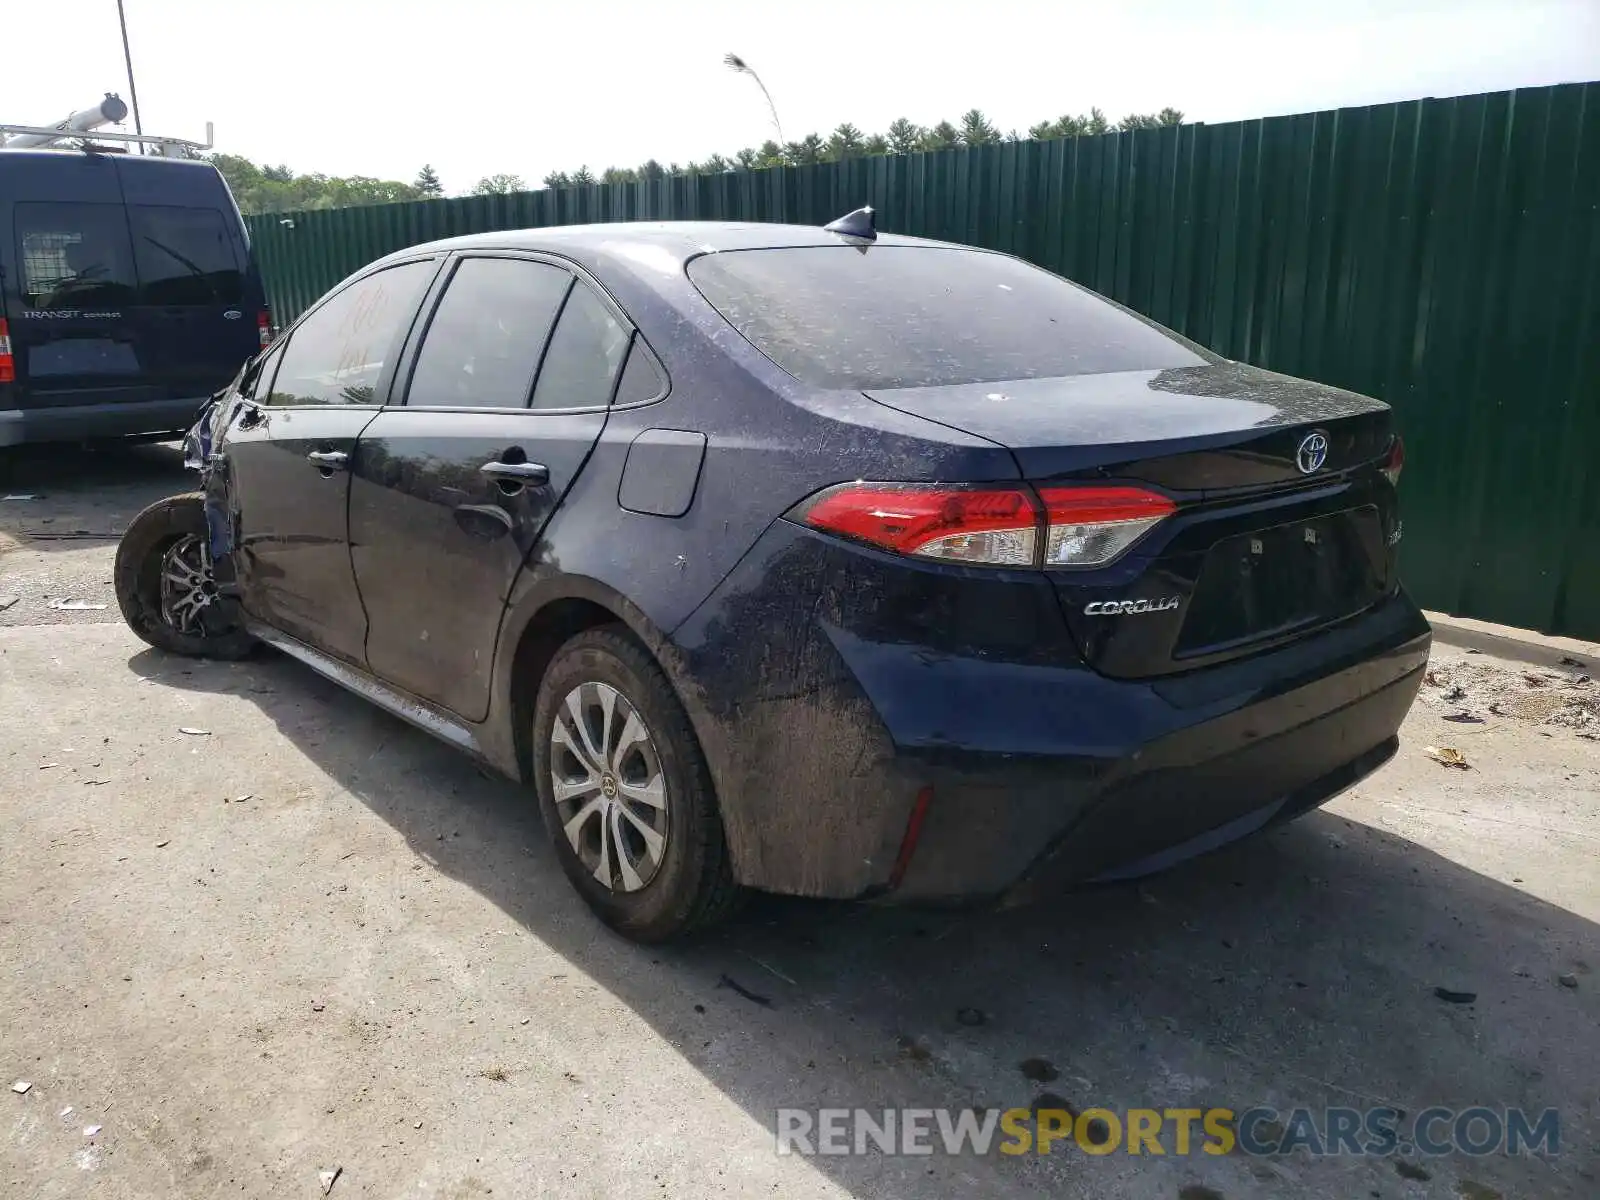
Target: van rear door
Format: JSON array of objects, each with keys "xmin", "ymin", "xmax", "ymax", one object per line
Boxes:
[
  {"xmin": 8, "ymin": 191, "xmax": 151, "ymax": 411},
  {"xmin": 114, "ymin": 158, "xmax": 263, "ymax": 401}
]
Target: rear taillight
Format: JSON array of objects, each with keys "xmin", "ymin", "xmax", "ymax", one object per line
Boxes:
[
  {"xmin": 257, "ymin": 310, "xmax": 272, "ymax": 350},
  {"xmin": 1382, "ymin": 435, "xmax": 1404, "ymax": 487},
  {"xmin": 795, "ymin": 482, "xmax": 1175, "ymax": 568},
  {"xmin": 0, "ymin": 319, "xmax": 14, "ymax": 384},
  {"xmin": 1036, "ymin": 486, "xmax": 1178, "ymax": 566},
  {"xmin": 798, "ymin": 484, "xmax": 1039, "ymax": 565}
]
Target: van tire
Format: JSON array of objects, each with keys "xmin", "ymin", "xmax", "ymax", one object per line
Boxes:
[{"xmin": 115, "ymin": 492, "xmax": 254, "ymax": 660}]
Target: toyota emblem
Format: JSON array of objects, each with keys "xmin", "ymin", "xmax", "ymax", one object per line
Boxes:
[{"xmin": 1296, "ymin": 431, "xmax": 1329, "ymax": 474}]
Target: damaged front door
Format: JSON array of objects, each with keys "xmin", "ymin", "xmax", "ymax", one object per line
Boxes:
[{"xmin": 220, "ymin": 259, "xmax": 437, "ymax": 665}]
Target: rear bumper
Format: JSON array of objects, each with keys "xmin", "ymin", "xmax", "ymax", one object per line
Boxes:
[
  {"xmin": 669, "ymin": 521, "xmax": 1430, "ymax": 901},
  {"xmin": 0, "ymin": 397, "xmax": 204, "ymax": 446}
]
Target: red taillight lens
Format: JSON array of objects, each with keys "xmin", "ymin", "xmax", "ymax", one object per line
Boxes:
[
  {"xmin": 257, "ymin": 310, "xmax": 272, "ymax": 349},
  {"xmin": 798, "ymin": 483, "xmax": 1039, "ymax": 565},
  {"xmin": 0, "ymin": 318, "xmax": 14, "ymax": 384},
  {"xmin": 1382, "ymin": 435, "xmax": 1404, "ymax": 487},
  {"xmin": 1037, "ymin": 486, "xmax": 1177, "ymax": 566},
  {"xmin": 796, "ymin": 482, "xmax": 1176, "ymax": 568}
]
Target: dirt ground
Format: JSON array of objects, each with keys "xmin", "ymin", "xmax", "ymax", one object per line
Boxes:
[{"xmin": 2, "ymin": 446, "xmax": 1597, "ymax": 1199}]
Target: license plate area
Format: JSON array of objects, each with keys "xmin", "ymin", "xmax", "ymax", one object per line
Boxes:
[{"xmin": 1175, "ymin": 507, "xmax": 1384, "ymax": 658}]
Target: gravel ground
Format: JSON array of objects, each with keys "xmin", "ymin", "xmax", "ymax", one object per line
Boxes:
[
  {"xmin": 2, "ymin": 447, "xmax": 1597, "ymax": 1199},
  {"xmin": 0, "ymin": 442, "xmax": 190, "ymax": 627}
]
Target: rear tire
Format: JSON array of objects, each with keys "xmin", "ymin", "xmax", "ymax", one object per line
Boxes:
[
  {"xmin": 532, "ymin": 627, "xmax": 740, "ymax": 942},
  {"xmin": 114, "ymin": 492, "xmax": 254, "ymax": 660}
]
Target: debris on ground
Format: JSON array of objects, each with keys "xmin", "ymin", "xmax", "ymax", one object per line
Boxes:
[
  {"xmin": 178, "ymin": 727, "xmax": 211, "ymax": 736},
  {"xmin": 1422, "ymin": 652, "xmax": 1600, "ymax": 734},
  {"xmin": 83, "ymin": 1125, "xmax": 101, "ymax": 1137},
  {"xmin": 1019, "ymin": 1057, "xmax": 1060, "ymax": 1082},
  {"xmin": 1444, "ymin": 685, "xmax": 1467, "ymax": 700},
  {"xmin": 739, "ymin": 950, "xmax": 796, "ymax": 985},
  {"xmin": 1560, "ymin": 656, "xmax": 1588, "ymax": 669},
  {"xmin": 47, "ymin": 599, "xmax": 108, "ymax": 611},
  {"xmin": 311, "ymin": 1001, "xmax": 325, "ymax": 1012},
  {"xmin": 0, "ymin": 596, "xmax": 18, "ymax": 612},
  {"xmin": 155, "ymin": 839, "xmax": 170, "ymax": 849},
  {"xmin": 1443, "ymin": 712, "xmax": 1484, "ymax": 723},
  {"xmin": 716, "ymin": 973, "xmax": 773, "ymax": 1007},
  {"xmin": 318, "ymin": 1166, "xmax": 342, "ymax": 1194},
  {"xmin": 1433, "ymin": 987, "xmax": 1477, "ymax": 1004},
  {"xmin": 1424, "ymin": 746, "xmax": 1470, "ymax": 769},
  {"xmin": 1558, "ymin": 973, "xmax": 1579, "ymax": 989},
  {"xmin": 955, "ymin": 1007, "xmax": 987, "ymax": 1027},
  {"xmin": 479, "ymin": 1067, "xmax": 509, "ymax": 1083},
  {"xmin": 2, "ymin": 494, "xmax": 41, "ymax": 501},
  {"xmin": 11, "ymin": 1080, "xmax": 31, "ymax": 1094}
]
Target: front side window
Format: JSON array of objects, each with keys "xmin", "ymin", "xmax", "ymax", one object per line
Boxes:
[
  {"xmin": 266, "ymin": 261, "xmax": 434, "ymax": 406},
  {"xmin": 14, "ymin": 202, "xmax": 138, "ymax": 311},
  {"xmin": 128, "ymin": 205, "xmax": 244, "ymax": 306},
  {"xmin": 529, "ymin": 283, "xmax": 631, "ymax": 410},
  {"xmin": 239, "ymin": 343, "xmax": 285, "ymax": 403},
  {"xmin": 688, "ymin": 246, "xmax": 1207, "ymax": 391},
  {"xmin": 406, "ymin": 257, "xmax": 571, "ymax": 408}
]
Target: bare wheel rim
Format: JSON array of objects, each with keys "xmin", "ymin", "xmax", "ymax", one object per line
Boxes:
[
  {"xmin": 158, "ymin": 533, "xmax": 218, "ymax": 635},
  {"xmin": 550, "ymin": 680, "xmax": 669, "ymax": 893}
]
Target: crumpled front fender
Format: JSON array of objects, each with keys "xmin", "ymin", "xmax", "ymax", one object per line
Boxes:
[{"xmin": 180, "ymin": 395, "xmax": 237, "ymax": 568}]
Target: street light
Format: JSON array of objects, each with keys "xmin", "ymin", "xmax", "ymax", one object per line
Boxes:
[{"xmin": 724, "ymin": 53, "xmax": 783, "ymax": 145}]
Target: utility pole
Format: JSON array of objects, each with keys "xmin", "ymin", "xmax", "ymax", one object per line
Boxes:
[{"xmin": 116, "ymin": 0, "xmax": 144, "ymax": 153}]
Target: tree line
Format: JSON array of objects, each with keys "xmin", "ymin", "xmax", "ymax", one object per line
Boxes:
[
  {"xmin": 209, "ymin": 104, "xmax": 1182, "ymax": 212},
  {"xmin": 535, "ymin": 106, "xmax": 1183, "ymax": 191}
]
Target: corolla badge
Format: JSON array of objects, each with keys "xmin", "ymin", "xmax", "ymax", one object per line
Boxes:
[
  {"xmin": 1296, "ymin": 431, "xmax": 1330, "ymax": 474},
  {"xmin": 1084, "ymin": 597, "xmax": 1181, "ymax": 616}
]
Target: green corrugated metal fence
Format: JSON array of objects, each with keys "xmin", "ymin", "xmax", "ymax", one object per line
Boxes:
[{"xmin": 246, "ymin": 83, "xmax": 1600, "ymax": 639}]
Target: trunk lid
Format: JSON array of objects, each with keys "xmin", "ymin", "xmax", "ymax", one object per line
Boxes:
[{"xmin": 865, "ymin": 361, "xmax": 1401, "ymax": 678}]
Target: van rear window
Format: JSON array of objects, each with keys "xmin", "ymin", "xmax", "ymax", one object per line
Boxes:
[
  {"xmin": 129, "ymin": 205, "xmax": 243, "ymax": 305},
  {"xmin": 14, "ymin": 200, "xmax": 243, "ymax": 310},
  {"xmin": 16, "ymin": 202, "xmax": 138, "ymax": 310}
]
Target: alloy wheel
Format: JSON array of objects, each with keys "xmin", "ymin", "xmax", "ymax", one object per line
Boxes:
[
  {"xmin": 550, "ymin": 681, "xmax": 669, "ymax": 892},
  {"xmin": 158, "ymin": 534, "xmax": 218, "ymax": 635}
]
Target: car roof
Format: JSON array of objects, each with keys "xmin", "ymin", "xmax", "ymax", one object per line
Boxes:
[{"xmin": 373, "ymin": 221, "xmax": 977, "ymax": 275}]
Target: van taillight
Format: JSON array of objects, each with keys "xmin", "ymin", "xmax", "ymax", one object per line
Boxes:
[
  {"xmin": 0, "ymin": 319, "xmax": 14, "ymax": 384},
  {"xmin": 793, "ymin": 482, "xmax": 1175, "ymax": 568},
  {"xmin": 257, "ymin": 310, "xmax": 272, "ymax": 349}
]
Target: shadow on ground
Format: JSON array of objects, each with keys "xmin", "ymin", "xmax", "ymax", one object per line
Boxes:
[
  {"xmin": 0, "ymin": 442, "xmax": 189, "ymax": 549},
  {"xmin": 127, "ymin": 646, "xmax": 1599, "ymax": 1199}
]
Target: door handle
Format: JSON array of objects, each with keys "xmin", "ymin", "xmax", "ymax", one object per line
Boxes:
[
  {"xmin": 480, "ymin": 460, "xmax": 549, "ymax": 486},
  {"xmin": 306, "ymin": 450, "xmax": 349, "ymax": 470}
]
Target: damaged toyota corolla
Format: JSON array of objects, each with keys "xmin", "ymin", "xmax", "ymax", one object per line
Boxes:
[{"xmin": 114, "ymin": 212, "xmax": 1430, "ymax": 942}]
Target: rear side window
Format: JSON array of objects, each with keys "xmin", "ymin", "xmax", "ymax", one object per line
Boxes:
[
  {"xmin": 687, "ymin": 246, "xmax": 1206, "ymax": 390},
  {"xmin": 406, "ymin": 257, "xmax": 571, "ymax": 408},
  {"xmin": 612, "ymin": 338, "xmax": 667, "ymax": 406},
  {"xmin": 267, "ymin": 261, "xmax": 434, "ymax": 406},
  {"xmin": 15, "ymin": 202, "xmax": 138, "ymax": 310},
  {"xmin": 529, "ymin": 283, "xmax": 631, "ymax": 410},
  {"xmin": 128, "ymin": 205, "xmax": 243, "ymax": 306}
]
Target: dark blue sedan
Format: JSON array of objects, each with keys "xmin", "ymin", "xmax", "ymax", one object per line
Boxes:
[{"xmin": 113, "ymin": 213, "xmax": 1429, "ymax": 941}]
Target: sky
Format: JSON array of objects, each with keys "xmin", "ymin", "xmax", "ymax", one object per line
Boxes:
[{"xmin": 4, "ymin": 0, "xmax": 1597, "ymax": 193}]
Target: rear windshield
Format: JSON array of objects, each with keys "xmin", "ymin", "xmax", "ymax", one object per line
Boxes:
[
  {"xmin": 14, "ymin": 200, "xmax": 243, "ymax": 309},
  {"xmin": 688, "ymin": 245, "xmax": 1205, "ymax": 390}
]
